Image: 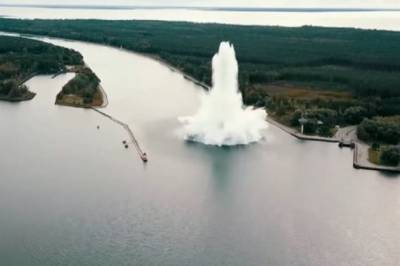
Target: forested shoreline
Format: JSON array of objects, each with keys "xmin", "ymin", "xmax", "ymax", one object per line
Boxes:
[
  {"xmin": 0, "ymin": 35, "xmax": 102, "ymax": 107},
  {"xmin": 0, "ymin": 35, "xmax": 83, "ymax": 101},
  {"xmin": 0, "ymin": 18, "xmax": 398, "ymax": 165}
]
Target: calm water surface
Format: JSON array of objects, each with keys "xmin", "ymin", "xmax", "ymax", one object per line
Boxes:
[
  {"xmin": 0, "ymin": 35, "xmax": 399, "ymax": 265},
  {"xmin": 1, "ymin": 7, "xmax": 400, "ymax": 31}
]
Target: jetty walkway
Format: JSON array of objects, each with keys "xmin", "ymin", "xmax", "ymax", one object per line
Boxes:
[
  {"xmin": 266, "ymin": 116, "xmax": 338, "ymax": 143},
  {"xmin": 91, "ymin": 107, "xmax": 147, "ymax": 162}
]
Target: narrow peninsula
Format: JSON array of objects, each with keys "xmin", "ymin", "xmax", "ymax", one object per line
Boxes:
[{"xmin": 0, "ymin": 35, "xmax": 104, "ymax": 107}]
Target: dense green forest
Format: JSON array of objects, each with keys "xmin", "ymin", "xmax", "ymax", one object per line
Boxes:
[
  {"xmin": 358, "ymin": 116, "xmax": 400, "ymax": 145},
  {"xmin": 0, "ymin": 19, "xmax": 399, "ymax": 113},
  {"xmin": 0, "ymin": 19, "xmax": 398, "ymax": 156},
  {"xmin": 0, "ymin": 35, "xmax": 83, "ymax": 101},
  {"xmin": 1, "ymin": 19, "xmax": 399, "ymax": 94}
]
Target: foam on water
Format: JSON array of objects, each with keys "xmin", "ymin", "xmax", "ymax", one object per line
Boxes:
[{"xmin": 179, "ymin": 42, "xmax": 267, "ymax": 146}]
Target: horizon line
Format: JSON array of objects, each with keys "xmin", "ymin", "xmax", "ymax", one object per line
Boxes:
[{"xmin": 1, "ymin": 4, "xmax": 400, "ymax": 12}]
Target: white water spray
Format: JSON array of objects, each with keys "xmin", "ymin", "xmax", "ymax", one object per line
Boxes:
[{"xmin": 179, "ymin": 42, "xmax": 267, "ymax": 146}]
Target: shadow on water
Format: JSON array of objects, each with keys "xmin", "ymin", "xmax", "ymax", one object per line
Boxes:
[{"xmin": 381, "ymin": 171, "xmax": 400, "ymax": 179}]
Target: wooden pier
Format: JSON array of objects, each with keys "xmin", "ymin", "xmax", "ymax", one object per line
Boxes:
[{"xmin": 91, "ymin": 107, "xmax": 148, "ymax": 162}]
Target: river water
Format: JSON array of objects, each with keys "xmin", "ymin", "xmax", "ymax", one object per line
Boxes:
[
  {"xmin": 1, "ymin": 6, "xmax": 400, "ymax": 31},
  {"xmin": 0, "ymin": 35, "xmax": 399, "ymax": 265}
]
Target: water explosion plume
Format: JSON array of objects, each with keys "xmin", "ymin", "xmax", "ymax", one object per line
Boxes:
[{"xmin": 179, "ymin": 42, "xmax": 267, "ymax": 146}]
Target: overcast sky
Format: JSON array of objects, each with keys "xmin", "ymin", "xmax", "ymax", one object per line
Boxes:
[{"xmin": 3, "ymin": 0, "xmax": 400, "ymax": 8}]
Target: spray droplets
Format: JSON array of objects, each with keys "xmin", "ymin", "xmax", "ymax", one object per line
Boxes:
[{"xmin": 179, "ymin": 42, "xmax": 267, "ymax": 146}]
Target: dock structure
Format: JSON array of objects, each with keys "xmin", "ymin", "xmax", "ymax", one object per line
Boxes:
[
  {"xmin": 91, "ymin": 107, "xmax": 148, "ymax": 162},
  {"xmin": 266, "ymin": 116, "xmax": 400, "ymax": 173},
  {"xmin": 265, "ymin": 116, "xmax": 339, "ymax": 143}
]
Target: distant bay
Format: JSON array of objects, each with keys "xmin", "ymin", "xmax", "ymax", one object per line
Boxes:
[{"xmin": 0, "ymin": 5, "xmax": 400, "ymax": 31}]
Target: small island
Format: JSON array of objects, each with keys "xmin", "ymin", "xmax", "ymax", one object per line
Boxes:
[
  {"xmin": 0, "ymin": 35, "xmax": 104, "ymax": 107},
  {"xmin": 55, "ymin": 66, "xmax": 103, "ymax": 107}
]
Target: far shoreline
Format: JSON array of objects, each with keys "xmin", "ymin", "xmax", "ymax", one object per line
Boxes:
[
  {"xmin": 140, "ymin": 46, "xmax": 400, "ymax": 174},
  {"xmin": 3, "ymin": 31, "xmax": 398, "ymax": 174},
  {"xmin": 1, "ymin": 4, "xmax": 400, "ymax": 13}
]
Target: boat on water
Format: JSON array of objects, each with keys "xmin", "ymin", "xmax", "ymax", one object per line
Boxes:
[{"xmin": 141, "ymin": 153, "xmax": 148, "ymax": 163}]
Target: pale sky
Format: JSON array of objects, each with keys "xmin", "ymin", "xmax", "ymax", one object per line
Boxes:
[{"xmin": 3, "ymin": 0, "xmax": 400, "ymax": 8}]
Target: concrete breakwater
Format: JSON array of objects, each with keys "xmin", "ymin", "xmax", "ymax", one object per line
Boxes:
[
  {"xmin": 265, "ymin": 116, "xmax": 339, "ymax": 143},
  {"xmin": 266, "ymin": 116, "xmax": 400, "ymax": 174},
  {"xmin": 353, "ymin": 143, "xmax": 400, "ymax": 173}
]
